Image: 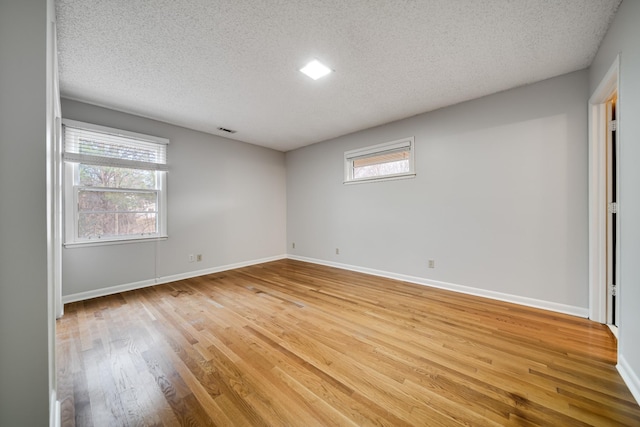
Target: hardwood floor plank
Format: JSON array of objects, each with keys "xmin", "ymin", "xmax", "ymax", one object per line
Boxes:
[
  {"xmin": 245, "ymin": 325, "xmax": 410, "ymax": 426},
  {"xmin": 57, "ymin": 259, "xmax": 640, "ymax": 426}
]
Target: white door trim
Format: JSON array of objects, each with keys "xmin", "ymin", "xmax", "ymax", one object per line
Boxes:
[{"xmin": 588, "ymin": 55, "xmax": 619, "ymax": 323}]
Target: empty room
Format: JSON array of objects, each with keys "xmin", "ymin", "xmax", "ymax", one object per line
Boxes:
[{"xmin": 2, "ymin": 0, "xmax": 640, "ymax": 426}]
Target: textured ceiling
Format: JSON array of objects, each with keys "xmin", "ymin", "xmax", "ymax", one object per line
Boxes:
[{"xmin": 56, "ymin": 0, "xmax": 621, "ymax": 152}]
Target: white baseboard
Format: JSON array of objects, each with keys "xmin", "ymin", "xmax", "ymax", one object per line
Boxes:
[
  {"xmin": 607, "ymin": 324, "xmax": 619, "ymax": 339},
  {"xmin": 618, "ymin": 354, "xmax": 640, "ymax": 405},
  {"xmin": 62, "ymin": 254, "xmax": 287, "ymax": 304},
  {"xmin": 62, "ymin": 278, "xmax": 157, "ymax": 304},
  {"xmin": 63, "ymin": 253, "xmax": 589, "ymax": 318},
  {"xmin": 287, "ymin": 255, "xmax": 589, "ymax": 318},
  {"xmin": 50, "ymin": 390, "xmax": 60, "ymax": 427}
]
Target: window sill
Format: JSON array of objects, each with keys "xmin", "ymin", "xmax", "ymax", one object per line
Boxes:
[
  {"xmin": 64, "ymin": 235, "xmax": 168, "ymax": 249},
  {"xmin": 344, "ymin": 173, "xmax": 416, "ymax": 185}
]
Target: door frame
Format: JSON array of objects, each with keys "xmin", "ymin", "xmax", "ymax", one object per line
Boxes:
[{"xmin": 588, "ymin": 55, "xmax": 620, "ymax": 324}]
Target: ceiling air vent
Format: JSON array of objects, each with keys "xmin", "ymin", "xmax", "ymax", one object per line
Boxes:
[{"xmin": 217, "ymin": 127, "xmax": 237, "ymax": 134}]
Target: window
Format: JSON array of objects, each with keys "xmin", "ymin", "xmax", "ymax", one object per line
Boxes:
[
  {"xmin": 63, "ymin": 119, "xmax": 169, "ymax": 245},
  {"xmin": 344, "ymin": 137, "xmax": 415, "ymax": 183}
]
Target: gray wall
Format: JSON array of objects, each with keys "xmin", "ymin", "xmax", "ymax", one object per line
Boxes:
[
  {"xmin": 61, "ymin": 99, "xmax": 287, "ymax": 298},
  {"xmin": 287, "ymin": 70, "xmax": 589, "ymax": 313},
  {"xmin": 589, "ymin": 0, "xmax": 640, "ymax": 399},
  {"xmin": 62, "ymin": 99, "xmax": 286, "ymax": 296},
  {"xmin": 0, "ymin": 0, "xmax": 51, "ymax": 424}
]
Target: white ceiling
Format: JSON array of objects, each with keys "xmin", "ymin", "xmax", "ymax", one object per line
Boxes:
[{"xmin": 56, "ymin": 0, "xmax": 621, "ymax": 152}]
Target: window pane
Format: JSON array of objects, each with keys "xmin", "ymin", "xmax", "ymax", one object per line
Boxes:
[
  {"xmin": 345, "ymin": 137, "xmax": 414, "ymax": 183},
  {"xmin": 353, "ymin": 159, "xmax": 410, "ymax": 179},
  {"xmin": 78, "ymin": 212, "xmax": 157, "ymax": 238},
  {"xmin": 64, "ymin": 122, "xmax": 168, "ymax": 245},
  {"xmin": 79, "ymin": 164, "xmax": 156, "ymax": 189},
  {"xmin": 352, "ymin": 149, "xmax": 409, "ymax": 168},
  {"xmin": 78, "ymin": 190, "xmax": 157, "ymax": 213}
]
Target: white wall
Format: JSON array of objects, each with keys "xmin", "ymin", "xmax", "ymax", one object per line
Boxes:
[
  {"xmin": 589, "ymin": 0, "xmax": 640, "ymax": 402},
  {"xmin": 287, "ymin": 70, "xmax": 589, "ymax": 315},
  {"xmin": 0, "ymin": 0, "xmax": 51, "ymax": 425},
  {"xmin": 61, "ymin": 99, "xmax": 287, "ymax": 299}
]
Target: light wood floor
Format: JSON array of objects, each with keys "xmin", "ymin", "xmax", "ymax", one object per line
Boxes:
[{"xmin": 57, "ymin": 259, "xmax": 640, "ymax": 426}]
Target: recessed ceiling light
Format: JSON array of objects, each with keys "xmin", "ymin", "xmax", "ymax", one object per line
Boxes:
[{"xmin": 300, "ymin": 59, "xmax": 333, "ymax": 80}]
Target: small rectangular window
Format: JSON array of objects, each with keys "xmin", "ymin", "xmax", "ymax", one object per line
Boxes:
[
  {"xmin": 63, "ymin": 119, "xmax": 169, "ymax": 245},
  {"xmin": 344, "ymin": 137, "xmax": 415, "ymax": 183}
]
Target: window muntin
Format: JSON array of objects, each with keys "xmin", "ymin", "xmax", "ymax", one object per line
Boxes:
[
  {"xmin": 63, "ymin": 120, "xmax": 168, "ymax": 245},
  {"xmin": 344, "ymin": 137, "xmax": 415, "ymax": 183}
]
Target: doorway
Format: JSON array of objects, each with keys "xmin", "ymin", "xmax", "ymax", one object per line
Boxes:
[
  {"xmin": 588, "ymin": 55, "xmax": 620, "ymax": 332},
  {"xmin": 606, "ymin": 94, "xmax": 619, "ymax": 331}
]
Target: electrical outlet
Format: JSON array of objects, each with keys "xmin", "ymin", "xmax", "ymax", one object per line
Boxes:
[
  {"xmin": 188, "ymin": 254, "xmax": 195, "ymax": 263},
  {"xmin": 336, "ymin": 248, "xmax": 340, "ymax": 255},
  {"xmin": 428, "ymin": 259, "xmax": 435, "ymax": 268},
  {"xmin": 292, "ymin": 242, "xmax": 296, "ymax": 249},
  {"xmin": 196, "ymin": 254, "xmax": 202, "ymax": 262}
]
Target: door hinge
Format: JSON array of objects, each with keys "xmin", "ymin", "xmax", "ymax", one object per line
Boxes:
[
  {"xmin": 609, "ymin": 283, "xmax": 617, "ymax": 297},
  {"xmin": 608, "ymin": 202, "xmax": 618, "ymax": 214},
  {"xmin": 608, "ymin": 120, "xmax": 617, "ymax": 132}
]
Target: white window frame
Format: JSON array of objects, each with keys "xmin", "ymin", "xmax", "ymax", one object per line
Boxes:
[
  {"xmin": 344, "ymin": 136, "xmax": 416, "ymax": 184},
  {"xmin": 62, "ymin": 119, "xmax": 169, "ymax": 246}
]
